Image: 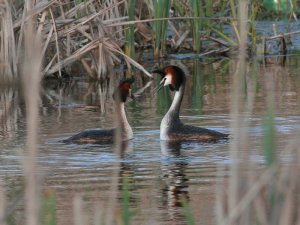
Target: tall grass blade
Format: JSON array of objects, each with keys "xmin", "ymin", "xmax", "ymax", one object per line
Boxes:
[
  {"xmin": 153, "ymin": 0, "xmax": 171, "ymax": 57},
  {"xmin": 124, "ymin": 0, "xmax": 136, "ymax": 58},
  {"xmin": 121, "ymin": 176, "xmax": 134, "ymax": 225},
  {"xmin": 191, "ymin": 61, "xmax": 203, "ymax": 111},
  {"xmin": 207, "ymin": 25, "xmax": 237, "ymax": 46},
  {"xmin": 249, "ymin": 1, "xmax": 260, "ymax": 53},
  {"xmin": 181, "ymin": 198, "xmax": 195, "ymax": 225},
  {"xmin": 41, "ymin": 190, "xmax": 57, "ymax": 225},
  {"xmin": 228, "ymin": 0, "xmax": 242, "ymax": 45},
  {"xmin": 189, "ymin": 0, "xmax": 203, "ymax": 52},
  {"xmin": 263, "ymin": 108, "xmax": 275, "ymax": 166}
]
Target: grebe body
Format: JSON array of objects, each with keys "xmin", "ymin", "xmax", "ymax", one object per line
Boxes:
[
  {"xmin": 153, "ymin": 65, "xmax": 228, "ymax": 142},
  {"xmin": 64, "ymin": 79, "xmax": 134, "ymax": 144}
]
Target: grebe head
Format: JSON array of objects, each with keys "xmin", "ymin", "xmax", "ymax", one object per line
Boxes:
[
  {"xmin": 152, "ymin": 65, "xmax": 185, "ymax": 92},
  {"xmin": 113, "ymin": 78, "xmax": 135, "ymax": 102}
]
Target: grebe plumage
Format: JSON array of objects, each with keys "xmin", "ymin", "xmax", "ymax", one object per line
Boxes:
[
  {"xmin": 64, "ymin": 79, "xmax": 134, "ymax": 144},
  {"xmin": 153, "ymin": 65, "xmax": 229, "ymax": 141}
]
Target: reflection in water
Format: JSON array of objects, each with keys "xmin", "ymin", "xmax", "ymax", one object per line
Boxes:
[
  {"xmin": 160, "ymin": 141, "xmax": 189, "ymax": 224},
  {"xmin": 2, "ymin": 58, "xmax": 300, "ymax": 225},
  {"xmin": 0, "ymin": 86, "xmax": 20, "ymax": 139}
]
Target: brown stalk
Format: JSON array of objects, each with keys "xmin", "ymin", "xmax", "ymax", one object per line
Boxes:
[
  {"xmin": 41, "ymin": 25, "xmax": 54, "ymax": 59},
  {"xmin": 278, "ymin": 165, "xmax": 298, "ymax": 225},
  {"xmin": 0, "ymin": 0, "xmax": 17, "ymax": 79},
  {"xmin": 13, "ymin": 0, "xmax": 56, "ymax": 29},
  {"xmin": 49, "ymin": 7, "xmax": 62, "ymax": 77},
  {"xmin": 106, "ymin": 16, "xmax": 234, "ymax": 27},
  {"xmin": 73, "ymin": 195, "xmax": 86, "ymax": 225},
  {"xmin": 45, "ymin": 39, "xmax": 101, "ymax": 75},
  {"xmin": 225, "ymin": 166, "xmax": 277, "ymax": 225},
  {"xmin": 22, "ymin": 2, "xmax": 43, "ymax": 225},
  {"xmin": 0, "ymin": 183, "xmax": 5, "ymax": 225},
  {"xmin": 227, "ymin": 1, "xmax": 248, "ymax": 225},
  {"xmin": 108, "ymin": 45, "xmax": 153, "ymax": 77},
  {"xmin": 57, "ymin": 0, "xmax": 126, "ymax": 39}
]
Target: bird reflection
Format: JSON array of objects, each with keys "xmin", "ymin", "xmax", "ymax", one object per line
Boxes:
[
  {"xmin": 118, "ymin": 140, "xmax": 134, "ymax": 172},
  {"xmin": 160, "ymin": 141, "xmax": 189, "ymax": 224}
]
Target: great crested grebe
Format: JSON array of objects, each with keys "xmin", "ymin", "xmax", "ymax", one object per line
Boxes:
[
  {"xmin": 153, "ymin": 65, "xmax": 229, "ymax": 141},
  {"xmin": 64, "ymin": 79, "xmax": 134, "ymax": 144}
]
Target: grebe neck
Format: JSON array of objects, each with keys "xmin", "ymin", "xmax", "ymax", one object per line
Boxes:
[
  {"xmin": 160, "ymin": 80, "xmax": 185, "ymax": 140},
  {"xmin": 119, "ymin": 102, "xmax": 133, "ymax": 140},
  {"xmin": 166, "ymin": 79, "xmax": 185, "ymax": 121},
  {"xmin": 161, "ymin": 79, "xmax": 185, "ymax": 130}
]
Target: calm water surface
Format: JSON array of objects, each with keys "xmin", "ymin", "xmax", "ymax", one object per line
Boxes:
[{"xmin": 1, "ymin": 58, "xmax": 300, "ymax": 225}]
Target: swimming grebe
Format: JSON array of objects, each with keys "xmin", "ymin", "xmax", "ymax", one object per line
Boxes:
[
  {"xmin": 64, "ymin": 79, "xmax": 134, "ymax": 144},
  {"xmin": 153, "ymin": 65, "xmax": 229, "ymax": 141}
]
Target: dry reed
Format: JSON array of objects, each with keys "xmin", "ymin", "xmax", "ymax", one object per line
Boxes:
[
  {"xmin": 217, "ymin": 1, "xmax": 300, "ymax": 225},
  {"xmin": 0, "ymin": 182, "xmax": 6, "ymax": 225},
  {"xmin": 0, "ymin": 0, "xmax": 17, "ymax": 82},
  {"xmin": 21, "ymin": 1, "xmax": 43, "ymax": 225},
  {"xmin": 2, "ymin": 0, "xmax": 298, "ymax": 82},
  {"xmin": 1, "ymin": 0, "xmax": 153, "ymax": 81}
]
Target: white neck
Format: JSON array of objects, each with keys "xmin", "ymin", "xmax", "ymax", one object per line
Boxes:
[
  {"xmin": 118, "ymin": 102, "xmax": 133, "ymax": 141},
  {"xmin": 160, "ymin": 81, "xmax": 185, "ymax": 140}
]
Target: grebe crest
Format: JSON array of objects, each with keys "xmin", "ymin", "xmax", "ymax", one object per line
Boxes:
[
  {"xmin": 153, "ymin": 65, "xmax": 229, "ymax": 142},
  {"xmin": 113, "ymin": 77, "xmax": 135, "ymax": 102},
  {"xmin": 64, "ymin": 78, "xmax": 134, "ymax": 144},
  {"xmin": 153, "ymin": 65, "xmax": 185, "ymax": 92}
]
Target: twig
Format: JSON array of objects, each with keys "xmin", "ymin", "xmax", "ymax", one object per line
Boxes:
[{"xmin": 265, "ymin": 30, "xmax": 300, "ymax": 40}]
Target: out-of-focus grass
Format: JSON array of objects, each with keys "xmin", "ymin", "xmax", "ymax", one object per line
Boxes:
[
  {"xmin": 121, "ymin": 176, "xmax": 134, "ymax": 225},
  {"xmin": 181, "ymin": 198, "xmax": 195, "ymax": 225},
  {"xmin": 153, "ymin": 0, "xmax": 171, "ymax": 58},
  {"xmin": 189, "ymin": 0, "xmax": 203, "ymax": 52},
  {"xmin": 215, "ymin": 1, "xmax": 300, "ymax": 225},
  {"xmin": 124, "ymin": 0, "xmax": 136, "ymax": 58},
  {"xmin": 41, "ymin": 190, "xmax": 57, "ymax": 225},
  {"xmin": 263, "ymin": 108, "xmax": 275, "ymax": 167}
]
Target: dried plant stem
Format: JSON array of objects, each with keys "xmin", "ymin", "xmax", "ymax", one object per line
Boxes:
[
  {"xmin": 103, "ymin": 98, "xmax": 122, "ymax": 225},
  {"xmin": 228, "ymin": 1, "xmax": 248, "ymax": 224},
  {"xmin": 0, "ymin": 0, "xmax": 17, "ymax": 79},
  {"xmin": 225, "ymin": 166, "xmax": 276, "ymax": 225},
  {"xmin": 49, "ymin": 8, "xmax": 62, "ymax": 78},
  {"xmin": 73, "ymin": 195, "xmax": 85, "ymax": 225},
  {"xmin": 0, "ymin": 183, "xmax": 6, "ymax": 225},
  {"xmin": 22, "ymin": 2, "xmax": 43, "ymax": 225}
]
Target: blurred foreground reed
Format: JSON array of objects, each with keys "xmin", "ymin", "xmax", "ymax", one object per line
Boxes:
[
  {"xmin": 1, "ymin": 1, "xmax": 300, "ymax": 225},
  {"xmin": 216, "ymin": 1, "xmax": 300, "ymax": 225}
]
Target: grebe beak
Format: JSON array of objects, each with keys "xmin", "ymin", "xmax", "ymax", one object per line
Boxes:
[
  {"xmin": 152, "ymin": 84, "xmax": 163, "ymax": 95},
  {"xmin": 129, "ymin": 89, "xmax": 136, "ymax": 100},
  {"xmin": 152, "ymin": 69, "xmax": 166, "ymax": 96}
]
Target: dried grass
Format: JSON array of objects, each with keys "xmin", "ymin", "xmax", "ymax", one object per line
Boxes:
[
  {"xmin": 217, "ymin": 1, "xmax": 300, "ymax": 225},
  {"xmin": 0, "ymin": 182, "xmax": 6, "ymax": 225},
  {"xmin": 0, "ymin": 0, "xmax": 17, "ymax": 81},
  {"xmin": 1, "ymin": 0, "xmax": 300, "ymax": 82},
  {"xmin": 21, "ymin": 2, "xmax": 43, "ymax": 225},
  {"xmin": 1, "ymin": 0, "xmax": 152, "ymax": 81}
]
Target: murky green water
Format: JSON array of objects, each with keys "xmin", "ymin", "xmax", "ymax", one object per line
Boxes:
[{"xmin": 1, "ymin": 57, "xmax": 300, "ymax": 224}]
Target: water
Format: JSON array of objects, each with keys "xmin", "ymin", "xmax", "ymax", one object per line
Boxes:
[{"xmin": 1, "ymin": 58, "xmax": 300, "ymax": 224}]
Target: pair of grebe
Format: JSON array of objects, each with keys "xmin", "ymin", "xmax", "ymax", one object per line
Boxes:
[{"xmin": 65, "ymin": 65, "xmax": 228, "ymax": 144}]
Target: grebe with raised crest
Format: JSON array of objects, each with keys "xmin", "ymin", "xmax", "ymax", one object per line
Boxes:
[
  {"xmin": 153, "ymin": 65, "xmax": 229, "ymax": 142},
  {"xmin": 64, "ymin": 79, "xmax": 134, "ymax": 144}
]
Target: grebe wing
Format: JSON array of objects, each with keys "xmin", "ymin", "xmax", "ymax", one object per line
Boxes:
[
  {"xmin": 171, "ymin": 124, "xmax": 229, "ymax": 141},
  {"xmin": 64, "ymin": 128, "xmax": 115, "ymax": 144}
]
